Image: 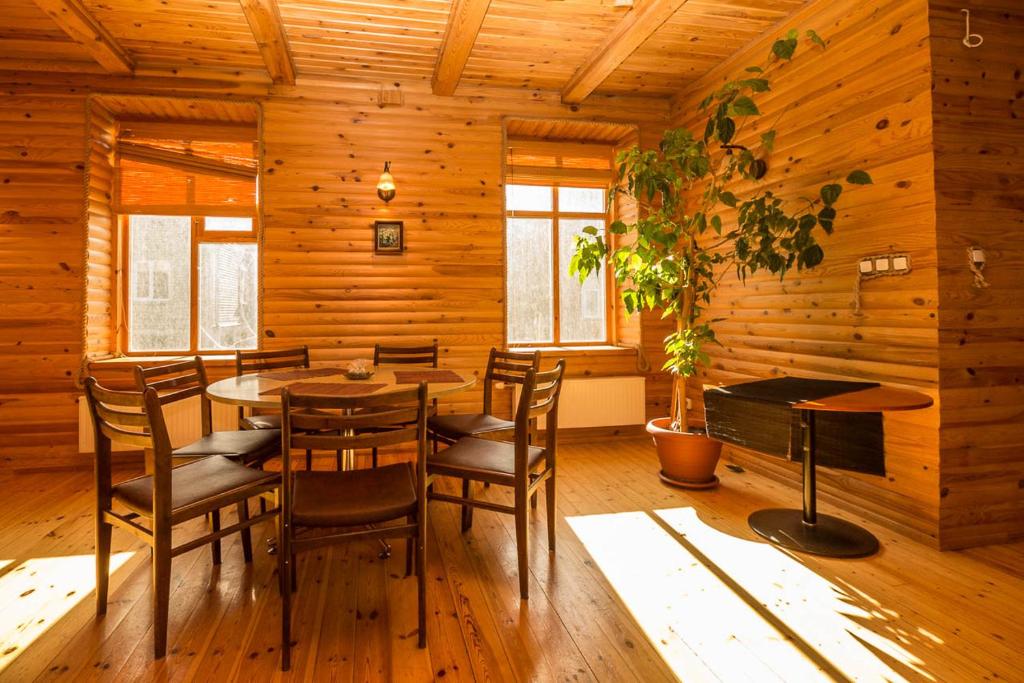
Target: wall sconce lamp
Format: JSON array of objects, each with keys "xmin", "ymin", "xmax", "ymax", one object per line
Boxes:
[{"xmin": 376, "ymin": 161, "xmax": 396, "ymax": 203}]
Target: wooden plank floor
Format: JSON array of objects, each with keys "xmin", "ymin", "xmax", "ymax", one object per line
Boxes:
[{"xmin": 0, "ymin": 438, "xmax": 1021, "ymax": 682}]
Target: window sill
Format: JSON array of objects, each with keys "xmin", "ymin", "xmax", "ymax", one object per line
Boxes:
[
  {"xmin": 88, "ymin": 354, "xmax": 236, "ymax": 369},
  {"xmin": 513, "ymin": 345, "xmax": 636, "ymax": 356}
]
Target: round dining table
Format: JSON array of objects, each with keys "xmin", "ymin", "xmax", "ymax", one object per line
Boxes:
[{"xmin": 206, "ymin": 365, "xmax": 477, "ymax": 469}]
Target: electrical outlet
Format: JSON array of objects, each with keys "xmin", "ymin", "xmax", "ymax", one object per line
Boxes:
[
  {"xmin": 685, "ymin": 397, "xmax": 692, "ymax": 410},
  {"xmin": 874, "ymin": 257, "xmax": 890, "ymax": 272},
  {"xmin": 859, "ymin": 259, "xmax": 874, "ymax": 274},
  {"xmin": 892, "ymin": 255, "xmax": 909, "ymax": 271}
]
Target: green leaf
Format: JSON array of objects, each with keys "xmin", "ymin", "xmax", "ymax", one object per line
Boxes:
[
  {"xmin": 738, "ymin": 78, "xmax": 770, "ymax": 93},
  {"xmin": 820, "ymin": 183, "xmax": 842, "ymax": 206},
  {"xmin": 698, "ymin": 93, "xmax": 714, "ymax": 111},
  {"xmin": 703, "ymin": 117, "xmax": 716, "ymax": 141},
  {"xmin": 710, "ymin": 215, "xmax": 722, "ymax": 235},
  {"xmin": 581, "ymin": 225, "xmax": 599, "ymax": 236},
  {"xmin": 802, "ymin": 244, "xmax": 825, "ymax": 268},
  {"xmin": 798, "ymin": 214, "xmax": 817, "ymax": 232},
  {"xmin": 818, "ymin": 206, "xmax": 836, "ymax": 234},
  {"xmin": 717, "ymin": 117, "xmax": 736, "ymax": 143},
  {"xmin": 744, "ymin": 65, "xmax": 764, "ymax": 73},
  {"xmin": 760, "ymin": 130, "xmax": 776, "ymax": 153},
  {"xmin": 786, "ymin": 28, "xmax": 799, "ymax": 40},
  {"xmin": 846, "ymin": 170, "xmax": 873, "ymax": 185},
  {"xmin": 719, "ymin": 191, "xmax": 738, "ymax": 208},
  {"xmin": 730, "ymin": 96, "xmax": 760, "ymax": 116},
  {"xmin": 806, "ymin": 29, "xmax": 826, "ymax": 49},
  {"xmin": 772, "ymin": 38, "xmax": 797, "ymax": 60}
]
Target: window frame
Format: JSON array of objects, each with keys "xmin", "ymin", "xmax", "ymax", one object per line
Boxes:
[
  {"xmin": 116, "ymin": 213, "xmax": 260, "ymax": 356},
  {"xmin": 505, "ymin": 180, "xmax": 615, "ymax": 348}
]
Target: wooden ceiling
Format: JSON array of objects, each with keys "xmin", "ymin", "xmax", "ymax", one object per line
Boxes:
[{"xmin": 1, "ymin": 0, "xmax": 808, "ymax": 101}]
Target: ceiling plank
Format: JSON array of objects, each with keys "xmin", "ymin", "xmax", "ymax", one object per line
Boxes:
[
  {"xmin": 30, "ymin": 0, "xmax": 133, "ymax": 75},
  {"xmin": 119, "ymin": 142, "xmax": 258, "ymax": 180},
  {"xmin": 561, "ymin": 0, "xmax": 689, "ymax": 104},
  {"xmin": 239, "ymin": 0, "xmax": 296, "ymax": 85},
  {"xmin": 432, "ymin": 0, "xmax": 492, "ymax": 96}
]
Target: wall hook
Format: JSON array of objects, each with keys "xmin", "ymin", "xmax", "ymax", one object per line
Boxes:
[{"xmin": 961, "ymin": 9, "xmax": 983, "ymax": 48}]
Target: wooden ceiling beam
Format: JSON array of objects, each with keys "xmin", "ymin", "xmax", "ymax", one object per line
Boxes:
[
  {"xmin": 239, "ymin": 0, "xmax": 296, "ymax": 85},
  {"xmin": 432, "ymin": 0, "xmax": 492, "ymax": 96},
  {"xmin": 30, "ymin": 0, "xmax": 133, "ymax": 75},
  {"xmin": 561, "ymin": 0, "xmax": 689, "ymax": 104}
]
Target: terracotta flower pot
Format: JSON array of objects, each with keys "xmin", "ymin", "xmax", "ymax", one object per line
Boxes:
[{"xmin": 646, "ymin": 417, "xmax": 723, "ymax": 489}]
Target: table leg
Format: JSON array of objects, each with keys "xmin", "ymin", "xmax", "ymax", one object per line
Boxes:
[{"xmin": 748, "ymin": 409, "xmax": 880, "ymax": 558}]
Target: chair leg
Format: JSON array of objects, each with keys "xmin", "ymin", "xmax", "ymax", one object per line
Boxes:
[
  {"xmin": 545, "ymin": 474, "xmax": 556, "ymax": 553},
  {"xmin": 416, "ymin": 517, "xmax": 426, "ymax": 648},
  {"xmin": 372, "ymin": 447, "xmax": 378, "ymax": 468},
  {"xmin": 260, "ymin": 497, "xmax": 267, "ymax": 514},
  {"xmin": 210, "ymin": 509, "xmax": 222, "ymax": 565},
  {"xmin": 152, "ymin": 534, "xmax": 172, "ymax": 659},
  {"xmin": 237, "ymin": 500, "xmax": 253, "ymax": 563},
  {"xmin": 279, "ymin": 529, "xmax": 291, "ymax": 671},
  {"xmin": 460, "ymin": 479, "xmax": 474, "ymax": 532},
  {"xmin": 336, "ymin": 449, "xmax": 344, "ymax": 470},
  {"xmin": 514, "ymin": 493, "xmax": 530, "ymax": 600},
  {"xmin": 306, "ymin": 449, "xmax": 313, "ymax": 470},
  {"xmin": 530, "ymin": 490, "xmax": 538, "ymax": 509},
  {"xmin": 405, "ymin": 516, "xmax": 414, "ymax": 578},
  {"xmin": 291, "ymin": 551, "xmax": 298, "ymax": 592},
  {"xmin": 95, "ymin": 516, "xmax": 112, "ymax": 615}
]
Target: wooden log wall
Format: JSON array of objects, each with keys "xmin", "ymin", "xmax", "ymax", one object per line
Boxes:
[
  {"xmin": 84, "ymin": 99, "xmax": 115, "ymax": 358},
  {"xmin": 0, "ymin": 93, "xmax": 87, "ymax": 470},
  {"xmin": 670, "ymin": 0, "xmax": 943, "ymax": 544},
  {"xmin": 930, "ymin": 0, "xmax": 1024, "ymax": 548},
  {"xmin": 260, "ymin": 83, "xmax": 668, "ymax": 420},
  {"xmin": 0, "ymin": 78, "xmax": 668, "ymax": 470}
]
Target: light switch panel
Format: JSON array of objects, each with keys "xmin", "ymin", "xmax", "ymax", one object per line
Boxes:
[
  {"xmin": 892, "ymin": 255, "xmax": 909, "ymax": 271},
  {"xmin": 874, "ymin": 257, "xmax": 890, "ymax": 271},
  {"xmin": 859, "ymin": 259, "xmax": 874, "ymax": 274}
]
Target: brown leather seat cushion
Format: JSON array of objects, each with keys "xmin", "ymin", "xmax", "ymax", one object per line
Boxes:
[
  {"xmin": 242, "ymin": 413, "xmax": 281, "ymax": 430},
  {"xmin": 173, "ymin": 429, "xmax": 280, "ymax": 465},
  {"xmin": 113, "ymin": 455, "xmax": 278, "ymax": 516},
  {"xmin": 427, "ymin": 437, "xmax": 545, "ymax": 483},
  {"xmin": 428, "ymin": 413, "xmax": 514, "ymax": 440},
  {"xmin": 291, "ymin": 462, "xmax": 418, "ymax": 527}
]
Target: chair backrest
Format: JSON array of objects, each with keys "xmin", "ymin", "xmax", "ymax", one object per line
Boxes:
[
  {"xmin": 84, "ymin": 376, "xmax": 173, "ymax": 515},
  {"xmin": 483, "ymin": 348, "xmax": 541, "ymax": 415},
  {"xmin": 135, "ymin": 357, "xmax": 211, "ymax": 435},
  {"xmin": 513, "ymin": 360, "xmax": 567, "ymax": 455},
  {"xmin": 235, "ymin": 346, "xmax": 310, "ymax": 376},
  {"xmin": 280, "ymin": 384, "xmax": 430, "ymax": 524},
  {"xmin": 373, "ymin": 340, "xmax": 438, "ymax": 367}
]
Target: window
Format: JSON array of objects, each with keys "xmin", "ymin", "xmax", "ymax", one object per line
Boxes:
[
  {"xmin": 505, "ymin": 184, "xmax": 608, "ymax": 345},
  {"xmin": 125, "ymin": 215, "xmax": 258, "ymax": 353}
]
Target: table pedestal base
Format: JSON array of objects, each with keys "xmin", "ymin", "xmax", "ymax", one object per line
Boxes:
[{"xmin": 748, "ymin": 508, "xmax": 879, "ymax": 558}]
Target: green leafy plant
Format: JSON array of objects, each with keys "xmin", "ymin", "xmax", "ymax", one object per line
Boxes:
[{"xmin": 570, "ymin": 30, "xmax": 872, "ymax": 431}]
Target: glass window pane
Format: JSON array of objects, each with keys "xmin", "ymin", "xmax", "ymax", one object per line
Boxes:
[
  {"xmin": 205, "ymin": 216, "xmax": 253, "ymax": 232},
  {"xmin": 128, "ymin": 215, "xmax": 191, "ymax": 352},
  {"xmin": 506, "ymin": 184, "xmax": 553, "ymax": 212},
  {"xmin": 559, "ymin": 219, "xmax": 607, "ymax": 343},
  {"xmin": 559, "ymin": 186, "xmax": 605, "ymax": 213},
  {"xmin": 507, "ymin": 218, "xmax": 554, "ymax": 344},
  {"xmin": 198, "ymin": 243, "xmax": 259, "ymax": 350}
]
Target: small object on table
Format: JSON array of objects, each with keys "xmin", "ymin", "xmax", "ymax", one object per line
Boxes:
[
  {"xmin": 344, "ymin": 358, "xmax": 376, "ymax": 380},
  {"xmin": 744, "ymin": 384, "xmax": 933, "ymax": 558}
]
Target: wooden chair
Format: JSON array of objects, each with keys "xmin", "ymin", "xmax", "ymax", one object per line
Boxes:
[
  {"xmin": 84, "ymin": 377, "xmax": 279, "ymax": 659},
  {"xmin": 367, "ymin": 339, "xmax": 438, "ymax": 467},
  {"xmin": 278, "ymin": 382, "xmax": 430, "ymax": 671},
  {"xmin": 135, "ymin": 357, "xmax": 280, "ymax": 469},
  {"xmin": 234, "ymin": 346, "xmax": 311, "ymax": 431},
  {"xmin": 235, "ymin": 346, "xmax": 321, "ymax": 470},
  {"xmin": 426, "ymin": 360, "xmax": 565, "ymax": 600},
  {"xmin": 373, "ymin": 339, "xmax": 439, "ymax": 367},
  {"xmin": 427, "ymin": 348, "xmax": 540, "ymax": 447}
]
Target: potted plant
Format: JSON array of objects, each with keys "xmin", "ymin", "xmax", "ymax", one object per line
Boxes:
[{"xmin": 571, "ymin": 30, "xmax": 872, "ymax": 489}]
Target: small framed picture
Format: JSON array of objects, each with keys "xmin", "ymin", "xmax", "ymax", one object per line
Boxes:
[{"xmin": 374, "ymin": 220, "xmax": 404, "ymax": 254}]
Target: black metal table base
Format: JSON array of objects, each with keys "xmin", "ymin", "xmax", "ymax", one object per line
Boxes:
[
  {"xmin": 748, "ymin": 508, "xmax": 879, "ymax": 558},
  {"xmin": 749, "ymin": 408, "xmax": 880, "ymax": 559}
]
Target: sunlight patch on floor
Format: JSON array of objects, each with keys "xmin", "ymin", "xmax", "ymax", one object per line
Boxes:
[
  {"xmin": 567, "ymin": 511, "xmax": 830, "ymax": 682},
  {"xmin": 0, "ymin": 552, "xmax": 134, "ymax": 673},
  {"xmin": 654, "ymin": 507, "xmax": 937, "ymax": 682}
]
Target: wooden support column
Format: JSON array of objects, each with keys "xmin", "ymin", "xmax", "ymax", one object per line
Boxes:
[
  {"xmin": 432, "ymin": 0, "xmax": 491, "ymax": 96},
  {"xmin": 239, "ymin": 0, "xmax": 296, "ymax": 85},
  {"xmin": 31, "ymin": 0, "xmax": 133, "ymax": 74},
  {"xmin": 561, "ymin": 0, "xmax": 688, "ymax": 104}
]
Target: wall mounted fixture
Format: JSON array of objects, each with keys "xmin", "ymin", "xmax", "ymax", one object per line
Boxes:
[
  {"xmin": 376, "ymin": 161, "xmax": 396, "ymax": 203},
  {"xmin": 961, "ymin": 9, "xmax": 983, "ymax": 48}
]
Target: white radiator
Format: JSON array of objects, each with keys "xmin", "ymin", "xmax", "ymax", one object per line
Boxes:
[
  {"xmin": 78, "ymin": 396, "xmax": 240, "ymax": 453},
  {"xmin": 514, "ymin": 376, "xmax": 646, "ymax": 429}
]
